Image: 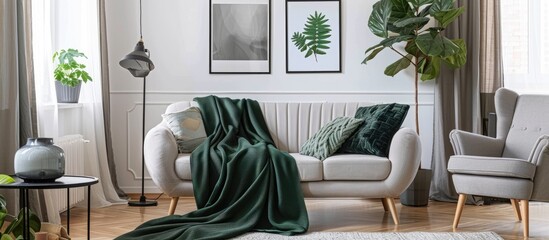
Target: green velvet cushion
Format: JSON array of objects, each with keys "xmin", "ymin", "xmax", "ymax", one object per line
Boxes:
[
  {"xmin": 162, "ymin": 107, "xmax": 207, "ymax": 153},
  {"xmin": 339, "ymin": 103, "xmax": 409, "ymax": 157},
  {"xmin": 300, "ymin": 116, "xmax": 364, "ymax": 160}
]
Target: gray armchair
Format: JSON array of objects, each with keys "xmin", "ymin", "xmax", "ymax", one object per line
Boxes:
[{"xmin": 448, "ymin": 88, "xmax": 549, "ymax": 238}]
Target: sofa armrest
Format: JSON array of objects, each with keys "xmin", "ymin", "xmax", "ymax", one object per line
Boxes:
[
  {"xmin": 449, "ymin": 129, "xmax": 504, "ymax": 157},
  {"xmin": 143, "ymin": 123, "xmax": 180, "ymax": 196},
  {"xmin": 384, "ymin": 128, "xmax": 421, "ymax": 196},
  {"xmin": 530, "ymin": 135, "xmax": 549, "ymax": 200}
]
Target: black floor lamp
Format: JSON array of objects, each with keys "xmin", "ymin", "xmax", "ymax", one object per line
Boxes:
[{"xmin": 119, "ymin": 0, "xmax": 157, "ymax": 207}]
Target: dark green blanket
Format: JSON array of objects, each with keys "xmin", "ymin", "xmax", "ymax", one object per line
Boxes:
[{"xmin": 116, "ymin": 96, "xmax": 308, "ymax": 240}]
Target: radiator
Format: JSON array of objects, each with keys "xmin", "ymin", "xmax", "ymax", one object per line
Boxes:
[{"xmin": 50, "ymin": 134, "xmax": 86, "ymax": 212}]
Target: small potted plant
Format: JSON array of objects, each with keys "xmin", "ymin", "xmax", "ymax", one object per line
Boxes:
[{"xmin": 52, "ymin": 48, "xmax": 92, "ymax": 103}]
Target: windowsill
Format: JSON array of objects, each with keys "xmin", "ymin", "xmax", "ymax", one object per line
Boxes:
[
  {"xmin": 57, "ymin": 103, "xmax": 83, "ymax": 109},
  {"xmin": 42, "ymin": 103, "xmax": 84, "ymax": 110}
]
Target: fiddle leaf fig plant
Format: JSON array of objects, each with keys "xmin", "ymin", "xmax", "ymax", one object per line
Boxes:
[
  {"xmin": 363, "ymin": 0, "xmax": 467, "ymax": 134},
  {"xmin": 52, "ymin": 48, "xmax": 93, "ymax": 87}
]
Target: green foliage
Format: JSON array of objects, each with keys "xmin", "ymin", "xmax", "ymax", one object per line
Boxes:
[
  {"xmin": 368, "ymin": 0, "xmax": 393, "ymax": 38},
  {"xmin": 385, "ymin": 54, "xmax": 413, "ymax": 76},
  {"xmin": 291, "ymin": 11, "xmax": 332, "ymax": 62},
  {"xmin": 0, "ymin": 194, "xmax": 41, "ymax": 240},
  {"xmin": 363, "ymin": 0, "xmax": 466, "ymax": 81},
  {"xmin": 52, "ymin": 48, "xmax": 93, "ymax": 87},
  {"xmin": 0, "ymin": 175, "xmax": 14, "ymax": 185},
  {"xmin": 364, "ymin": 0, "xmax": 466, "ymax": 134}
]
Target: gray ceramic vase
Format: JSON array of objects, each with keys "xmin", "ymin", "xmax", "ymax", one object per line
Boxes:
[{"xmin": 14, "ymin": 138, "xmax": 65, "ymax": 182}]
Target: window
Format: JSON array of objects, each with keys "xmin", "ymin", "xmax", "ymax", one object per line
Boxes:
[
  {"xmin": 501, "ymin": 0, "xmax": 549, "ymax": 93},
  {"xmin": 32, "ymin": 0, "xmax": 101, "ymax": 137}
]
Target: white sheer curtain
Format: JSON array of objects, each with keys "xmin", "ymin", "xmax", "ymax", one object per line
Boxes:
[{"xmin": 32, "ymin": 0, "xmax": 126, "ymax": 224}]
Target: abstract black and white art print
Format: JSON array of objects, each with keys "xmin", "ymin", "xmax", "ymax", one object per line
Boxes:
[
  {"xmin": 286, "ymin": 0, "xmax": 341, "ymax": 73},
  {"xmin": 210, "ymin": 0, "xmax": 271, "ymax": 74}
]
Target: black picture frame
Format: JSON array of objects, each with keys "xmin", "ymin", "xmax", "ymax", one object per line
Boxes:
[
  {"xmin": 210, "ymin": 0, "xmax": 271, "ymax": 74},
  {"xmin": 286, "ymin": 0, "xmax": 342, "ymax": 73}
]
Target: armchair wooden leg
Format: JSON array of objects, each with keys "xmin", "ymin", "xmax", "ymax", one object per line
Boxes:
[
  {"xmin": 385, "ymin": 197, "xmax": 399, "ymax": 225},
  {"xmin": 453, "ymin": 194, "xmax": 467, "ymax": 229},
  {"xmin": 510, "ymin": 199, "xmax": 522, "ymax": 221},
  {"xmin": 381, "ymin": 198, "xmax": 389, "ymax": 212},
  {"xmin": 520, "ymin": 199, "xmax": 529, "ymax": 238},
  {"xmin": 168, "ymin": 197, "xmax": 179, "ymax": 215}
]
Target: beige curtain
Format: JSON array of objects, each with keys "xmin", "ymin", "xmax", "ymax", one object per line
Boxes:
[
  {"xmin": 0, "ymin": 0, "xmax": 43, "ymax": 216},
  {"xmin": 479, "ymin": 0, "xmax": 504, "ymax": 133},
  {"xmin": 430, "ymin": 0, "xmax": 504, "ymax": 202},
  {"xmin": 99, "ymin": 0, "xmax": 127, "ymax": 199}
]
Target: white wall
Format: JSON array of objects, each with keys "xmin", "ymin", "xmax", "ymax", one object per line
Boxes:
[{"xmin": 106, "ymin": 0, "xmax": 435, "ymax": 193}]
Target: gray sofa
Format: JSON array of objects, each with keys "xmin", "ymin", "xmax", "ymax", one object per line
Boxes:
[{"xmin": 144, "ymin": 101, "xmax": 421, "ymax": 225}]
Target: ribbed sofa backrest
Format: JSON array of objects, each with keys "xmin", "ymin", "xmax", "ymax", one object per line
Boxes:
[{"xmin": 165, "ymin": 101, "xmax": 372, "ymax": 152}]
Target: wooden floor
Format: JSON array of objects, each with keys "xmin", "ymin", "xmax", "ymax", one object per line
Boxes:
[{"xmin": 61, "ymin": 195, "xmax": 549, "ymax": 239}]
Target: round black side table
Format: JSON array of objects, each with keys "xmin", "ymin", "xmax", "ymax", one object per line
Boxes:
[{"xmin": 0, "ymin": 175, "xmax": 98, "ymax": 240}]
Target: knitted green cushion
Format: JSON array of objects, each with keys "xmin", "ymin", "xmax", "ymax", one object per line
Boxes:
[
  {"xmin": 339, "ymin": 103, "xmax": 409, "ymax": 157},
  {"xmin": 162, "ymin": 107, "xmax": 207, "ymax": 153},
  {"xmin": 300, "ymin": 117, "xmax": 364, "ymax": 160}
]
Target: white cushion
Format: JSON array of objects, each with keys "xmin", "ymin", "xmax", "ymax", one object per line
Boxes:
[
  {"xmin": 162, "ymin": 107, "xmax": 207, "ymax": 153},
  {"xmin": 448, "ymin": 155, "xmax": 536, "ymax": 179},
  {"xmin": 323, "ymin": 154, "xmax": 391, "ymax": 180},
  {"xmin": 289, "ymin": 153, "xmax": 323, "ymax": 181},
  {"xmin": 175, "ymin": 153, "xmax": 323, "ymax": 182}
]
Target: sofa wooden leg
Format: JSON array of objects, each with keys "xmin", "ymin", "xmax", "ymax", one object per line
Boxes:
[
  {"xmin": 510, "ymin": 199, "xmax": 522, "ymax": 221},
  {"xmin": 381, "ymin": 198, "xmax": 389, "ymax": 212},
  {"xmin": 385, "ymin": 197, "xmax": 399, "ymax": 225},
  {"xmin": 453, "ymin": 194, "xmax": 467, "ymax": 229},
  {"xmin": 520, "ymin": 199, "xmax": 529, "ymax": 238},
  {"xmin": 168, "ymin": 197, "xmax": 179, "ymax": 215}
]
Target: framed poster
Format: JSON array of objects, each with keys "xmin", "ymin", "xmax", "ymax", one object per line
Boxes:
[
  {"xmin": 286, "ymin": 0, "xmax": 341, "ymax": 73},
  {"xmin": 210, "ymin": 0, "xmax": 271, "ymax": 74}
]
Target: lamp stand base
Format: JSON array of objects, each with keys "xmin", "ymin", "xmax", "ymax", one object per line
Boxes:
[{"xmin": 128, "ymin": 195, "xmax": 158, "ymax": 207}]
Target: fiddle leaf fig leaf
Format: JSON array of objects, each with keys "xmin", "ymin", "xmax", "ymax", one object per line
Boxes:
[
  {"xmin": 390, "ymin": 0, "xmax": 413, "ymax": 19},
  {"xmin": 362, "ymin": 47, "xmax": 385, "ymax": 64},
  {"xmin": 429, "ymin": 0, "xmax": 454, "ymax": 15},
  {"xmin": 368, "ymin": 0, "xmax": 393, "ymax": 38},
  {"xmin": 405, "ymin": 40, "xmax": 421, "ymax": 57},
  {"xmin": 436, "ymin": 7, "xmax": 465, "ymax": 27},
  {"xmin": 388, "ymin": 0, "xmax": 416, "ymax": 34},
  {"xmin": 419, "ymin": 56, "xmax": 441, "ymax": 80},
  {"xmin": 364, "ymin": 35, "xmax": 414, "ymax": 60},
  {"xmin": 381, "ymin": 35, "xmax": 415, "ymax": 47},
  {"xmin": 416, "ymin": 32, "xmax": 444, "ymax": 56},
  {"xmin": 440, "ymin": 36, "xmax": 460, "ymax": 57},
  {"xmin": 408, "ymin": 0, "xmax": 434, "ymax": 10},
  {"xmin": 416, "ymin": 31, "xmax": 460, "ymax": 57},
  {"xmin": 393, "ymin": 16, "xmax": 430, "ymax": 28},
  {"xmin": 418, "ymin": 5, "xmax": 432, "ymax": 17},
  {"xmin": 384, "ymin": 54, "xmax": 413, "ymax": 76},
  {"xmin": 442, "ymin": 39, "xmax": 467, "ymax": 68}
]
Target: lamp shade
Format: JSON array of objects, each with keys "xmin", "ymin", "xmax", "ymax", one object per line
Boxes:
[{"xmin": 119, "ymin": 40, "xmax": 155, "ymax": 77}]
